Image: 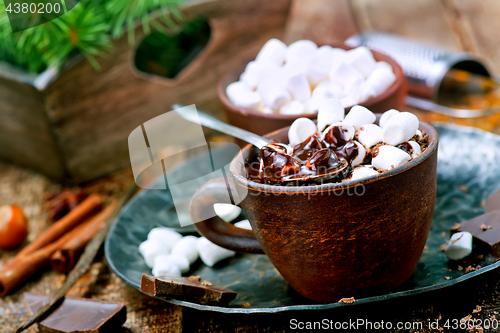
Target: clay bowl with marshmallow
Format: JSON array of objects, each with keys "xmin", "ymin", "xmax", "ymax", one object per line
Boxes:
[
  {"xmin": 217, "ymin": 43, "xmax": 407, "ymax": 142},
  {"xmin": 190, "ymin": 113, "xmax": 438, "ymax": 302}
]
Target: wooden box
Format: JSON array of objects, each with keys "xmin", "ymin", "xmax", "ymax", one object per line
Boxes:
[{"xmin": 0, "ymin": 0, "xmax": 291, "ymax": 183}]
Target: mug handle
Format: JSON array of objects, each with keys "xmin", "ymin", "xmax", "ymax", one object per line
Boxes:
[{"xmin": 190, "ymin": 178, "xmax": 264, "ymax": 254}]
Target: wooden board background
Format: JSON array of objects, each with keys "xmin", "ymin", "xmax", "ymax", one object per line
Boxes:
[
  {"xmin": 3, "ymin": 0, "xmax": 500, "ymax": 332},
  {"xmin": 44, "ymin": 0, "xmax": 291, "ymax": 183}
]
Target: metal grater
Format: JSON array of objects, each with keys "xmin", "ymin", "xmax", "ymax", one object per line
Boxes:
[{"xmin": 346, "ymin": 32, "xmax": 499, "ymax": 118}]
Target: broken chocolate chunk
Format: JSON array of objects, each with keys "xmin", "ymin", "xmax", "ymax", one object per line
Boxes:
[
  {"xmin": 24, "ymin": 293, "xmax": 126, "ymax": 333},
  {"xmin": 451, "ymin": 210, "xmax": 500, "ymax": 258},
  {"xmin": 485, "ymin": 187, "xmax": 500, "ymax": 213},
  {"xmin": 140, "ymin": 273, "xmax": 237, "ymax": 304}
]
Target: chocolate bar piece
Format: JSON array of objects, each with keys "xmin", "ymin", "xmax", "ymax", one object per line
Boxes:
[
  {"xmin": 24, "ymin": 293, "xmax": 126, "ymax": 333},
  {"xmin": 140, "ymin": 273, "xmax": 237, "ymax": 304},
  {"xmin": 451, "ymin": 210, "xmax": 500, "ymax": 258},
  {"xmin": 485, "ymin": 188, "xmax": 500, "ymax": 213}
]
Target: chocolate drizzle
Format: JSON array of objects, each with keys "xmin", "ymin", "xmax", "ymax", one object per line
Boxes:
[
  {"xmin": 323, "ymin": 126, "xmax": 348, "ymax": 147},
  {"xmin": 257, "ymin": 131, "xmax": 353, "ymax": 183},
  {"xmin": 397, "ymin": 142, "xmax": 413, "ymax": 155}
]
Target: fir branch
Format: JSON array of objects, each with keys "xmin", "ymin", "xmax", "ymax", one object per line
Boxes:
[{"xmin": 0, "ymin": 0, "xmax": 183, "ymax": 73}]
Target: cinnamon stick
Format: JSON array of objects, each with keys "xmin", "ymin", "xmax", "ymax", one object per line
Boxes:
[
  {"xmin": 15, "ymin": 183, "xmax": 137, "ymax": 333},
  {"xmin": 0, "ymin": 214, "xmax": 101, "ymax": 297},
  {"xmin": 49, "ymin": 201, "xmax": 117, "ymax": 273},
  {"xmin": 17, "ymin": 194, "xmax": 103, "ymax": 258}
]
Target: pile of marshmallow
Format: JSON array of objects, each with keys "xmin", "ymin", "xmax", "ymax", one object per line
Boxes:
[
  {"xmin": 287, "ymin": 100, "xmax": 424, "ymax": 181},
  {"xmin": 226, "ymin": 39, "xmax": 396, "ymax": 115},
  {"xmin": 139, "ymin": 204, "xmax": 250, "ymax": 277}
]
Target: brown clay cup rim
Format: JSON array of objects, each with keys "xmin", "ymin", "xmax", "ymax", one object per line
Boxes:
[
  {"xmin": 229, "ymin": 121, "xmax": 439, "ymax": 194},
  {"xmin": 217, "ymin": 43, "xmax": 406, "ymax": 120}
]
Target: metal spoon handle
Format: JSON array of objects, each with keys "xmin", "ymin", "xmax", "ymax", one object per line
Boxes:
[{"xmin": 172, "ymin": 104, "xmax": 271, "ymax": 149}]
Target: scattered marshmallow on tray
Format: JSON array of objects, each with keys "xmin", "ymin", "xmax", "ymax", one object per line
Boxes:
[
  {"xmin": 147, "ymin": 228, "xmax": 183, "ymax": 252},
  {"xmin": 445, "ymin": 232, "xmax": 473, "ymax": 260},
  {"xmin": 171, "ymin": 235, "xmax": 199, "ymax": 265},
  {"xmin": 156, "ymin": 254, "xmax": 190, "ymax": 274},
  {"xmin": 197, "ymin": 237, "xmax": 236, "ymax": 268},
  {"xmin": 152, "ymin": 260, "xmax": 181, "ymax": 277},
  {"xmin": 140, "ymin": 227, "xmax": 240, "ymax": 277},
  {"xmin": 213, "ymin": 204, "xmax": 242, "ymax": 222},
  {"xmin": 234, "ymin": 219, "xmax": 252, "ymax": 230},
  {"xmin": 228, "ymin": 39, "xmax": 397, "ymax": 114},
  {"xmin": 139, "ymin": 239, "xmax": 167, "ymax": 268}
]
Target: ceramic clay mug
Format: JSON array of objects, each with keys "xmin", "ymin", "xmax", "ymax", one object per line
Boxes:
[{"xmin": 189, "ymin": 122, "xmax": 438, "ymax": 302}]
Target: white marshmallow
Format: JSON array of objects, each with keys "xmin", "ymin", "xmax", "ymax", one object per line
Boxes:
[
  {"xmin": 288, "ymin": 117, "xmax": 317, "ymax": 146},
  {"xmin": 139, "ymin": 239, "xmax": 168, "ymax": 268},
  {"xmin": 285, "ymin": 72, "xmax": 311, "ymax": 102},
  {"xmin": 329, "ymin": 62, "xmax": 364, "ymax": 90},
  {"xmin": 316, "ymin": 45, "xmax": 334, "ymax": 68},
  {"xmin": 305, "ymin": 56, "xmax": 330, "ymax": 86},
  {"xmin": 322, "ymin": 122, "xmax": 355, "ymax": 142},
  {"xmin": 214, "ymin": 203, "xmax": 242, "ymax": 222},
  {"xmin": 379, "ymin": 109, "xmax": 400, "ymax": 128},
  {"xmin": 286, "ymin": 40, "xmax": 318, "ymax": 63},
  {"xmin": 197, "ymin": 237, "xmax": 236, "ymax": 267},
  {"xmin": 226, "ymin": 81, "xmax": 261, "ymax": 110},
  {"xmin": 340, "ymin": 95, "xmax": 358, "ymax": 108},
  {"xmin": 314, "ymin": 80, "xmax": 343, "ymax": 97},
  {"xmin": 375, "ymin": 61, "xmax": 393, "ymax": 71},
  {"xmin": 371, "ymin": 145, "xmax": 411, "ymax": 170},
  {"xmin": 383, "ymin": 112, "xmax": 419, "ymax": 145},
  {"xmin": 240, "ymin": 61, "xmax": 280, "ymax": 90},
  {"xmin": 154, "ymin": 253, "xmax": 190, "ymax": 274},
  {"xmin": 280, "ymin": 100, "xmax": 306, "ymax": 115},
  {"xmin": 365, "ymin": 66, "xmax": 396, "ymax": 97},
  {"xmin": 352, "ymin": 81, "xmax": 377, "ymax": 104},
  {"xmin": 261, "ymin": 107, "xmax": 275, "ymax": 114},
  {"xmin": 148, "ymin": 228, "xmax": 183, "ymax": 252},
  {"xmin": 408, "ymin": 140, "xmax": 422, "ymax": 159},
  {"xmin": 234, "ymin": 219, "xmax": 252, "ymax": 230},
  {"xmin": 350, "ymin": 165, "xmax": 379, "ymax": 181},
  {"xmin": 256, "ymin": 38, "xmax": 287, "ymax": 66},
  {"xmin": 308, "ymin": 82, "xmax": 343, "ymax": 113},
  {"xmin": 415, "ymin": 129, "xmax": 423, "ymax": 141},
  {"xmin": 343, "ymin": 105, "xmax": 376, "ymax": 130},
  {"xmin": 317, "ymin": 98, "xmax": 344, "ymax": 132},
  {"xmin": 281, "ymin": 60, "xmax": 307, "ymax": 79},
  {"xmin": 257, "ymin": 103, "xmax": 275, "ymax": 114},
  {"xmin": 345, "ymin": 46, "xmax": 377, "ymax": 78},
  {"xmin": 171, "ymin": 236, "xmax": 199, "ymax": 265},
  {"xmin": 445, "ymin": 232, "xmax": 473, "ymax": 260},
  {"xmin": 351, "ymin": 140, "xmax": 367, "ymax": 167},
  {"xmin": 330, "ymin": 48, "xmax": 348, "ymax": 64},
  {"xmin": 343, "ymin": 75, "xmax": 364, "ymax": 98},
  {"xmin": 257, "ymin": 79, "xmax": 291, "ymax": 111},
  {"xmin": 152, "ymin": 260, "xmax": 181, "ymax": 277},
  {"xmin": 357, "ymin": 124, "xmax": 383, "ymax": 150}
]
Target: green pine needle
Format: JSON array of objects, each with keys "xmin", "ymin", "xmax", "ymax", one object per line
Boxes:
[{"xmin": 0, "ymin": 0, "xmax": 182, "ymax": 73}]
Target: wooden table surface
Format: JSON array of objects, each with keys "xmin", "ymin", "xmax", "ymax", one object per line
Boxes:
[{"xmin": 3, "ymin": 0, "xmax": 500, "ymax": 332}]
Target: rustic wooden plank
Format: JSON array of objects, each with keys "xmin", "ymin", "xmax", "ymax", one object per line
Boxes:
[
  {"xmin": 443, "ymin": 0, "xmax": 500, "ymax": 74},
  {"xmin": 350, "ymin": 0, "xmax": 463, "ymax": 51},
  {"xmin": 44, "ymin": 0, "xmax": 291, "ymax": 183},
  {"xmin": 0, "ymin": 76, "xmax": 65, "ymax": 180},
  {"xmin": 283, "ymin": 0, "xmax": 359, "ymax": 45}
]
